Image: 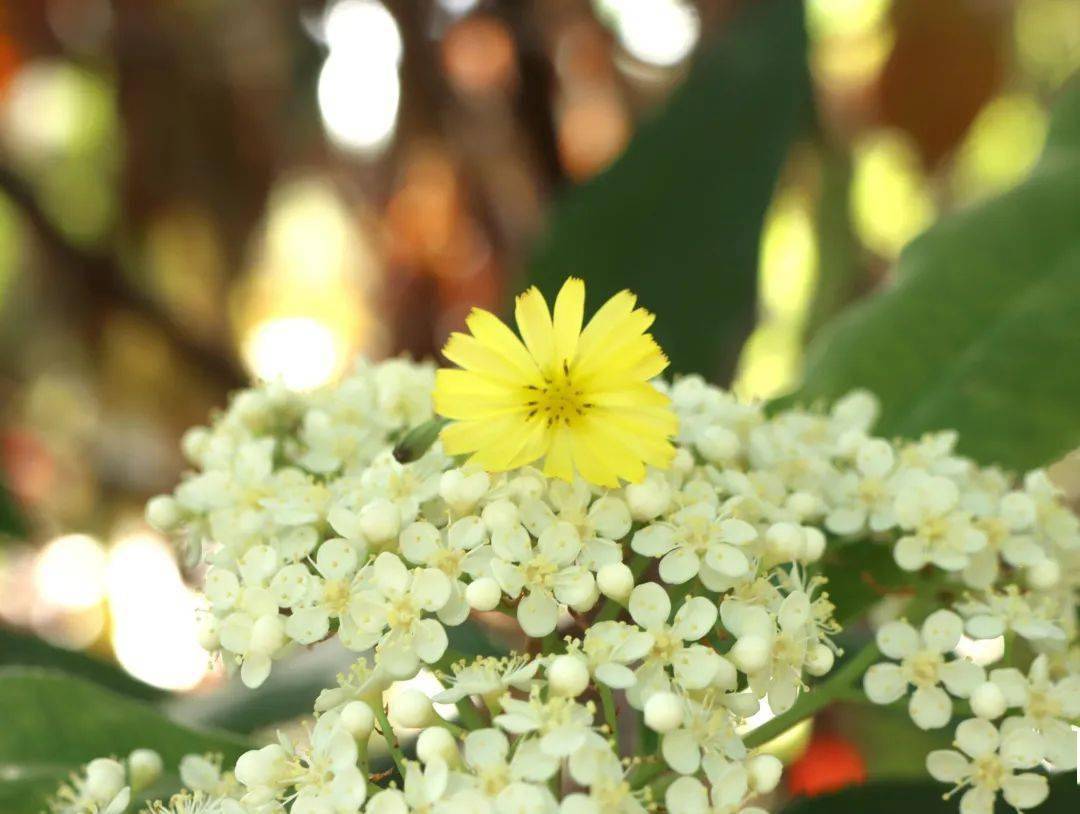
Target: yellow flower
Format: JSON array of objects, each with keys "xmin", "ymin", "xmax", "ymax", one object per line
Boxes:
[{"xmin": 433, "ymin": 278, "xmax": 678, "ymax": 487}]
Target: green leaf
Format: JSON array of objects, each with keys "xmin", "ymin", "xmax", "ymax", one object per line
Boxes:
[
  {"xmin": 527, "ymin": 0, "xmax": 810, "ymax": 382},
  {"xmin": 0, "ymin": 629, "xmax": 163, "ymax": 702},
  {"xmin": 789, "ymin": 78, "xmax": 1080, "ymax": 471},
  {"xmin": 0, "ymin": 478, "xmax": 26, "ymax": 539},
  {"xmin": 0, "ymin": 668, "xmax": 250, "ymax": 813}
]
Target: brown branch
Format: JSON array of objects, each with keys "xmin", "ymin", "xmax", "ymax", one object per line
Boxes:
[{"xmin": 0, "ymin": 166, "xmax": 247, "ymax": 389}]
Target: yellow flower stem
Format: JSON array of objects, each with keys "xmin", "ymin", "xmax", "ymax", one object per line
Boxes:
[{"xmin": 373, "ymin": 700, "xmax": 408, "ymax": 777}]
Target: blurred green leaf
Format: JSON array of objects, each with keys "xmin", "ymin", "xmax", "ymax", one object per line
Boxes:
[
  {"xmin": 0, "ymin": 629, "xmax": 163, "ymax": 701},
  {"xmin": 0, "ymin": 479, "xmax": 26, "ymax": 539},
  {"xmin": 0, "ymin": 668, "xmax": 249, "ymax": 814},
  {"xmin": 781, "ymin": 774, "xmax": 1077, "ymax": 814},
  {"xmin": 789, "ymin": 78, "xmax": 1080, "ymax": 471},
  {"xmin": 528, "ymin": 0, "xmax": 810, "ymax": 382}
]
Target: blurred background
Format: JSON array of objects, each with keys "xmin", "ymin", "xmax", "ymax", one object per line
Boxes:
[{"xmin": 0, "ymin": 0, "xmax": 1078, "ymax": 790}]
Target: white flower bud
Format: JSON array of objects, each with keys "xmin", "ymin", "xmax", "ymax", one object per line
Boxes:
[
  {"xmin": 340, "ymin": 700, "xmax": 375, "ymax": 739},
  {"xmin": 597, "ymin": 563, "xmax": 634, "ymax": 603},
  {"xmin": 696, "ymin": 426, "xmax": 739, "ymax": 463},
  {"xmin": 481, "ymin": 500, "xmax": 519, "ymax": 533},
  {"xmin": 625, "ymin": 477, "xmax": 671, "ymax": 521},
  {"xmin": 358, "ymin": 498, "xmax": 400, "ymax": 542},
  {"xmin": 466, "ymin": 577, "xmax": 502, "ymax": 612},
  {"xmin": 802, "ymin": 527, "xmax": 826, "ymax": 562},
  {"xmin": 1027, "ymin": 559, "xmax": 1060, "ymax": 590},
  {"xmin": 416, "ymin": 726, "xmax": 458, "ymax": 765},
  {"xmin": 145, "ymin": 495, "xmax": 183, "ymax": 531},
  {"xmin": 785, "ymin": 491, "xmax": 820, "ymax": 521},
  {"xmin": 389, "ymin": 690, "xmax": 434, "ymax": 729},
  {"xmin": 84, "ymin": 758, "xmax": 125, "ymax": 802},
  {"xmin": 568, "ymin": 577, "xmax": 599, "ymax": 614},
  {"xmin": 249, "ymin": 614, "xmax": 285, "ymax": 655},
  {"xmin": 804, "ymin": 643, "xmax": 835, "ymax": 676},
  {"xmin": 730, "ymin": 635, "xmax": 771, "ymax": 674},
  {"xmin": 180, "ymin": 426, "xmax": 211, "ymax": 464},
  {"xmin": 439, "ymin": 470, "xmax": 490, "ymax": 515},
  {"xmin": 766, "ymin": 522, "xmax": 804, "ymax": 562},
  {"xmin": 127, "ymin": 749, "xmax": 162, "ymax": 792},
  {"xmin": 747, "ymin": 754, "xmax": 783, "ymax": 793},
  {"xmin": 548, "ymin": 655, "xmax": 590, "ymax": 698},
  {"xmin": 644, "ymin": 692, "xmax": 684, "ymax": 733},
  {"xmin": 970, "ymin": 681, "xmax": 1006, "ymax": 719},
  {"xmin": 671, "ymin": 448, "xmax": 695, "ymax": 475}
]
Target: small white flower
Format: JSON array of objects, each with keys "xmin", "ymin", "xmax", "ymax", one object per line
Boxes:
[
  {"xmin": 863, "ymin": 610, "xmax": 984, "ymax": 729},
  {"xmin": 927, "ymin": 718, "xmax": 1048, "ymax": 814},
  {"xmin": 489, "ymin": 522, "xmax": 596, "ymax": 637},
  {"xmin": 631, "ymin": 502, "xmax": 756, "ymax": 587},
  {"xmin": 346, "ymin": 552, "xmax": 452, "ymax": 678},
  {"xmin": 988, "ymin": 654, "xmax": 1080, "ymax": 769},
  {"xmin": 628, "ymin": 583, "xmax": 721, "ymax": 702},
  {"xmin": 893, "ymin": 473, "xmax": 987, "ymax": 572},
  {"xmin": 493, "ymin": 687, "xmax": 596, "ymax": 759}
]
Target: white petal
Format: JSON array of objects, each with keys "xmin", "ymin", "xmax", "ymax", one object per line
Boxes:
[
  {"xmin": 926, "ymin": 749, "xmax": 970, "ymax": 783},
  {"xmin": 894, "ymin": 536, "xmax": 928, "ymax": 571},
  {"xmin": 955, "ymin": 718, "xmax": 999, "ymax": 759},
  {"xmin": 959, "ymin": 786, "xmax": 995, "ymax": 814},
  {"xmin": 373, "ymin": 553, "xmax": 410, "ymax": 597},
  {"xmin": 659, "ymin": 548, "xmax": 700, "ymax": 584},
  {"xmin": 909, "ymin": 685, "xmax": 952, "ymax": 730},
  {"xmin": 316, "ymin": 538, "xmax": 359, "ymax": 580},
  {"xmin": 400, "ymin": 522, "xmax": 441, "ymax": 564},
  {"xmin": 411, "ymin": 568, "xmax": 452, "ymax": 611},
  {"xmin": 921, "ymin": 610, "xmax": 964, "ymax": 653},
  {"xmin": 864, "ymin": 663, "xmax": 907, "ymax": 704},
  {"xmin": 876, "ymin": 621, "xmax": 919, "ymax": 659},
  {"xmin": 1002, "ymin": 774, "xmax": 1049, "ymax": 810},
  {"xmin": 665, "ymin": 776, "xmax": 709, "ymax": 814},
  {"xmin": 631, "ymin": 524, "xmax": 677, "ymax": 557},
  {"xmin": 518, "ymin": 591, "xmax": 559, "ymax": 638},
  {"xmin": 661, "ymin": 729, "xmax": 701, "ymax": 774},
  {"xmin": 412, "ymin": 618, "xmax": 448, "ymax": 663},
  {"xmin": 672, "ymin": 597, "xmax": 718, "ymax": 641},
  {"xmin": 629, "ymin": 583, "xmax": 671, "ymax": 630},
  {"xmin": 939, "ymin": 659, "xmax": 985, "ymax": 697}
]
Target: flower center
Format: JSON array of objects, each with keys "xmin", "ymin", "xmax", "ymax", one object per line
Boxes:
[
  {"xmin": 431, "ymin": 547, "xmax": 465, "ymax": 577},
  {"xmin": 525, "ymin": 370, "xmax": 590, "ymax": 428},
  {"xmin": 904, "ymin": 650, "xmax": 943, "ymax": 687},
  {"xmin": 972, "ymin": 755, "xmax": 1005, "ymax": 790},
  {"xmin": 386, "ymin": 597, "xmax": 419, "ymax": 629},
  {"xmin": 523, "ymin": 556, "xmax": 558, "ymax": 588},
  {"xmin": 322, "ymin": 579, "xmax": 351, "ymax": 615}
]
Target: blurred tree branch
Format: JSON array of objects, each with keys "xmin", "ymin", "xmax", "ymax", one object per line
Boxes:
[{"xmin": 0, "ymin": 166, "xmax": 247, "ymax": 389}]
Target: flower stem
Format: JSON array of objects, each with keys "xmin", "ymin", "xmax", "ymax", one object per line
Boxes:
[
  {"xmin": 373, "ymin": 700, "xmax": 408, "ymax": 777},
  {"xmin": 741, "ymin": 639, "xmax": 880, "ymax": 749},
  {"xmin": 598, "ymin": 684, "xmax": 619, "ymax": 741}
]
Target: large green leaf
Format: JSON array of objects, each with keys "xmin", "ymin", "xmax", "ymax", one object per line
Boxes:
[
  {"xmin": 0, "ymin": 629, "xmax": 163, "ymax": 701},
  {"xmin": 527, "ymin": 0, "xmax": 810, "ymax": 382},
  {"xmin": 789, "ymin": 78, "xmax": 1080, "ymax": 471},
  {"xmin": 0, "ymin": 668, "xmax": 249, "ymax": 813}
]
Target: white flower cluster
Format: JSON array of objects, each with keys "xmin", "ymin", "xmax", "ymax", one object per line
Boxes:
[{"xmin": 104, "ymin": 360, "xmax": 1079, "ymax": 814}]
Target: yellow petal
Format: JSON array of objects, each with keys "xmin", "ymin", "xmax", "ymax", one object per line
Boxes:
[
  {"xmin": 464, "ymin": 308, "xmax": 543, "ymax": 385},
  {"xmin": 440, "ymin": 413, "xmax": 526, "ymax": 455},
  {"xmin": 434, "ymin": 370, "xmax": 526, "ymax": 420},
  {"xmin": 443, "ymin": 333, "xmax": 531, "ymax": 385},
  {"xmin": 542, "ymin": 427, "xmax": 575, "ymax": 482},
  {"xmin": 552, "ymin": 277, "xmax": 585, "ymax": 366},
  {"xmin": 514, "ymin": 286, "xmax": 556, "ymax": 374}
]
